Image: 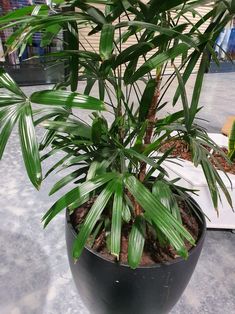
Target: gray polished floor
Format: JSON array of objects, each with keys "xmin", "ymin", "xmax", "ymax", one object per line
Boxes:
[{"xmin": 0, "ymin": 73, "xmax": 235, "ymax": 314}]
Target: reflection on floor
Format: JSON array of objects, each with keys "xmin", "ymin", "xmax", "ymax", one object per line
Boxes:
[{"xmin": 0, "ymin": 73, "xmax": 235, "ymax": 314}]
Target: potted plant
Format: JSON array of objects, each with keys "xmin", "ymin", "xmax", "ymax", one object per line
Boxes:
[{"xmin": 0, "ymin": 1, "xmax": 234, "ymax": 313}]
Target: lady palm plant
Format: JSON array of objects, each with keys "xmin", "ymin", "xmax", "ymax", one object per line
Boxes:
[{"xmin": 0, "ymin": 0, "xmax": 234, "ymax": 268}]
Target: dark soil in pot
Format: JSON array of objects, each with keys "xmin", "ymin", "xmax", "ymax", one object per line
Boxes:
[
  {"xmin": 66, "ymin": 201, "xmax": 206, "ymax": 314},
  {"xmin": 70, "ymin": 200, "xmax": 200, "ymax": 265},
  {"xmin": 161, "ymin": 140, "xmax": 235, "ymax": 175}
]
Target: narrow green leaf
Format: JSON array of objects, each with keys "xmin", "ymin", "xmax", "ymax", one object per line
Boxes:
[
  {"xmin": 0, "ymin": 107, "xmax": 10, "ymax": 120},
  {"xmin": 128, "ymin": 216, "xmax": 146, "ymax": 269},
  {"xmin": 189, "ymin": 52, "xmax": 208, "ymax": 126},
  {"xmin": 115, "ymin": 42, "xmax": 154, "ymax": 67},
  {"xmin": 83, "ymin": 0, "xmax": 113, "ymax": 4},
  {"xmin": 156, "ymin": 110, "xmax": 185, "ymax": 127},
  {"xmin": 124, "ymin": 148, "xmax": 159, "ymax": 169},
  {"xmin": 73, "ymin": 180, "xmax": 116, "ymax": 260},
  {"xmin": 45, "ymin": 153, "xmax": 74, "ymax": 181},
  {"xmin": 0, "ymin": 106, "xmax": 20, "ymax": 159},
  {"xmin": 149, "ymin": 0, "xmax": 187, "ymax": 15},
  {"xmin": 111, "ymin": 180, "xmax": 123, "ymax": 258},
  {"xmin": 40, "ymin": 131, "xmax": 55, "ymax": 151},
  {"xmin": 39, "ymin": 115, "xmax": 68, "ymax": 150},
  {"xmin": 86, "ymin": 5, "xmax": 107, "ymax": 24},
  {"xmin": 86, "ymin": 159, "xmax": 112, "ymax": 181},
  {"xmin": 100, "ymin": 24, "xmax": 115, "ymax": 60},
  {"xmin": 143, "ymin": 133, "xmax": 169, "ymax": 156},
  {"xmin": 42, "ymin": 120, "xmax": 91, "ymax": 139},
  {"xmin": 49, "ymin": 167, "xmax": 88, "ymax": 195},
  {"xmin": 0, "ymin": 5, "xmax": 47, "ymax": 23},
  {"xmin": 116, "ymin": 21, "xmax": 197, "ymax": 49},
  {"xmin": 63, "ymin": 155, "xmax": 91, "ymax": 168},
  {"xmin": 0, "ymin": 94, "xmax": 24, "ymax": 107},
  {"xmin": 200, "ymin": 159, "xmax": 218, "ymax": 210},
  {"xmin": 67, "ymin": 21, "xmax": 79, "ymax": 92},
  {"xmin": 30, "ymin": 90, "xmax": 106, "ymax": 111},
  {"xmin": 123, "ymin": 58, "xmax": 138, "ymax": 85},
  {"xmin": 34, "ymin": 107, "xmax": 69, "ymax": 126},
  {"xmin": 31, "ymin": 50, "xmax": 101, "ymax": 61},
  {"xmin": 174, "ymin": 65, "xmax": 190, "ymax": 130},
  {"xmin": 207, "ymin": 42, "xmax": 220, "ymax": 67},
  {"xmin": 98, "ymin": 80, "xmax": 105, "ymax": 101},
  {"xmin": 173, "ymin": 51, "xmax": 201, "ymax": 106},
  {"xmin": 84, "ymin": 78, "xmax": 96, "ymax": 95},
  {"xmin": 212, "ymin": 164, "xmax": 233, "ymax": 209},
  {"xmin": 231, "ymin": 0, "xmax": 235, "ymax": 13},
  {"xmin": 87, "ymin": 161, "xmax": 101, "ymax": 181},
  {"xmin": 19, "ymin": 103, "xmax": 42, "ymax": 189},
  {"xmin": 115, "ymin": 24, "xmax": 189, "ymax": 68},
  {"xmin": 41, "ymin": 24, "xmax": 61, "ymax": 47},
  {"xmin": 139, "ymin": 79, "xmax": 157, "ymax": 122},
  {"xmin": 91, "ymin": 116, "xmax": 108, "ymax": 144},
  {"xmin": 68, "ymin": 194, "xmax": 90, "ymax": 213},
  {"xmin": 122, "ymin": 202, "xmax": 131, "ymax": 223},
  {"xmin": 134, "ymin": 121, "xmax": 147, "ymax": 151}
]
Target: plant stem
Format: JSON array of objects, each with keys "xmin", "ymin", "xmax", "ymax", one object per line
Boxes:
[{"xmin": 145, "ymin": 70, "xmax": 162, "ymax": 145}]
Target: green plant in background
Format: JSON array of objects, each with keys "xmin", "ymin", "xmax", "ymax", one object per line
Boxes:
[
  {"xmin": 0, "ymin": 0, "xmax": 234, "ymax": 269},
  {"xmin": 228, "ymin": 121, "xmax": 235, "ymax": 161}
]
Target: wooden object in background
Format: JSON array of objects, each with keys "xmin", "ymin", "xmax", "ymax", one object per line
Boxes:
[{"xmin": 221, "ymin": 116, "xmax": 235, "ymax": 136}]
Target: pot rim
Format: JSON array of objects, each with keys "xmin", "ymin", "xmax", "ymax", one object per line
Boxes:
[{"xmin": 66, "ymin": 204, "xmax": 206, "ymax": 269}]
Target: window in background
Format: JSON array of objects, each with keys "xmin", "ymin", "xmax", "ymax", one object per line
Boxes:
[
  {"xmin": 210, "ymin": 17, "xmax": 235, "ymax": 73},
  {"xmin": 0, "ymin": 0, "xmax": 65, "ymax": 85}
]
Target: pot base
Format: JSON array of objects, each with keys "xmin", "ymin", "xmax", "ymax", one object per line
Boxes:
[{"xmin": 66, "ymin": 208, "xmax": 206, "ymax": 314}]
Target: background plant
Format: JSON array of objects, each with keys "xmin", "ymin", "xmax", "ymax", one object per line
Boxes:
[
  {"xmin": 0, "ymin": 0, "xmax": 234, "ymax": 268},
  {"xmin": 228, "ymin": 121, "xmax": 235, "ymax": 161}
]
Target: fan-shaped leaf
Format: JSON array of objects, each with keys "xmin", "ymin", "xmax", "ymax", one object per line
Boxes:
[{"xmin": 73, "ymin": 179, "xmax": 116, "ymax": 260}]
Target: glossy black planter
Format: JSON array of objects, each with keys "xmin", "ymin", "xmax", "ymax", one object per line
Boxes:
[{"xmin": 66, "ymin": 208, "xmax": 206, "ymax": 314}]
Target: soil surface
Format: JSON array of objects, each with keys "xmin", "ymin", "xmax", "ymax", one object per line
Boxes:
[
  {"xmin": 161, "ymin": 140, "xmax": 192, "ymax": 161},
  {"xmin": 211, "ymin": 147, "xmax": 235, "ymax": 175},
  {"xmin": 71, "ymin": 199, "xmax": 201, "ymax": 266},
  {"xmin": 160, "ymin": 140, "xmax": 235, "ymax": 175}
]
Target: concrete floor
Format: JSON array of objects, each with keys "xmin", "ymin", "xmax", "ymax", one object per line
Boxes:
[
  {"xmin": 155, "ymin": 71, "xmax": 235, "ymax": 133},
  {"xmin": 0, "ymin": 73, "xmax": 235, "ymax": 314}
]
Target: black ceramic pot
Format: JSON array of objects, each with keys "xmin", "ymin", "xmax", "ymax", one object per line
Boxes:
[{"xmin": 66, "ymin": 207, "xmax": 206, "ymax": 314}]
